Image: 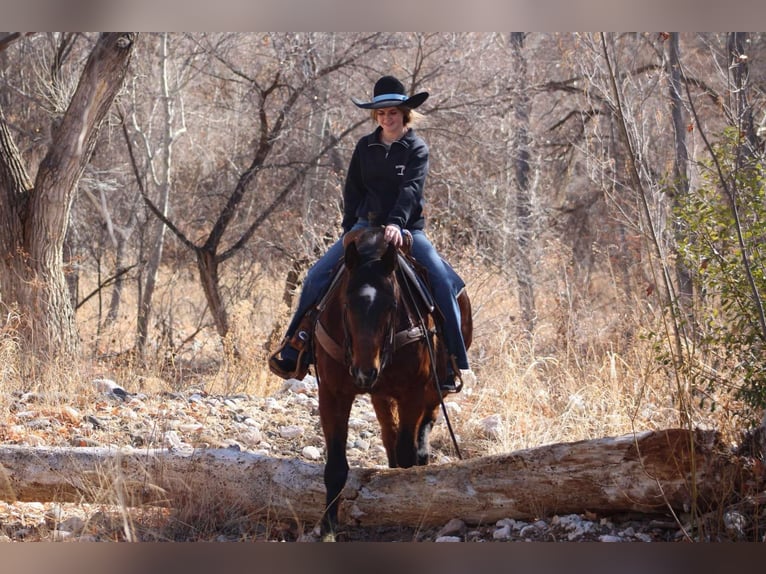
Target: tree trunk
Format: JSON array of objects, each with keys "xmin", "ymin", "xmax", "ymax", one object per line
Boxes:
[
  {"xmin": 0, "ymin": 32, "xmax": 137, "ymax": 359},
  {"xmin": 135, "ymin": 33, "xmax": 180, "ymax": 356},
  {"xmin": 727, "ymin": 32, "xmax": 758, "ymax": 155},
  {"xmin": 105, "ymin": 230, "xmax": 131, "ymax": 327},
  {"xmin": 0, "ymin": 429, "xmax": 755, "ymax": 528},
  {"xmin": 509, "ymin": 32, "xmax": 536, "ymax": 336},
  {"xmin": 668, "ymin": 33, "xmax": 694, "ymax": 321},
  {"xmin": 196, "ymin": 248, "xmax": 231, "ymax": 343}
]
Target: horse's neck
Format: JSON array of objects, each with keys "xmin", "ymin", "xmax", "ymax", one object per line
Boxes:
[
  {"xmin": 395, "ymin": 257, "xmax": 436, "ymax": 323},
  {"xmin": 318, "ymin": 260, "xmax": 429, "ymax": 333},
  {"xmin": 393, "ymin": 272, "xmax": 431, "ymax": 331},
  {"xmin": 320, "ymin": 274, "xmax": 348, "ymax": 326}
]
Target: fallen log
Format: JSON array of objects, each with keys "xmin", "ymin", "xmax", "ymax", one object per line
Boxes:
[{"xmin": 0, "ymin": 428, "xmax": 756, "ymax": 528}]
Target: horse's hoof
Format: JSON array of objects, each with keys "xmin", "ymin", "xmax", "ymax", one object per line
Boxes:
[{"xmin": 321, "ymin": 532, "xmax": 336, "ymax": 542}]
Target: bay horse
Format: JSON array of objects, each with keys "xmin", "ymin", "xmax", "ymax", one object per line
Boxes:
[{"xmin": 312, "ymin": 226, "xmax": 473, "ymax": 541}]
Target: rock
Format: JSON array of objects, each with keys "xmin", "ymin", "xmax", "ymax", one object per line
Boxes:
[
  {"xmin": 52, "ymin": 530, "xmax": 74, "ymax": 541},
  {"xmin": 634, "ymin": 532, "xmax": 653, "ymax": 542},
  {"xmin": 553, "ymin": 514, "xmax": 597, "ymax": 541},
  {"xmin": 348, "ymin": 417, "xmax": 368, "ymax": 430},
  {"xmin": 93, "ymin": 378, "xmax": 129, "ymax": 400},
  {"xmin": 279, "ymin": 425, "xmax": 305, "ymax": 439},
  {"xmin": 60, "ymin": 406, "xmax": 81, "ymax": 423},
  {"xmin": 493, "ymin": 525, "xmax": 512, "ymax": 540},
  {"xmin": 60, "ymin": 516, "xmax": 85, "ymax": 532},
  {"xmin": 238, "ymin": 428, "xmax": 263, "ymax": 447},
  {"xmin": 444, "ymin": 401, "xmax": 462, "ymax": 416},
  {"xmin": 352, "ymin": 439, "xmax": 370, "ymax": 451},
  {"xmin": 282, "ymin": 378, "xmax": 317, "ymax": 395},
  {"xmin": 178, "ymin": 423, "xmax": 204, "ymax": 433},
  {"xmin": 435, "ymin": 535, "xmax": 462, "ymax": 542},
  {"xmin": 24, "ymin": 418, "xmax": 52, "ymax": 430},
  {"xmin": 519, "ymin": 523, "xmax": 542, "ymax": 538},
  {"xmin": 437, "ymin": 518, "xmax": 466, "ymax": 537},
  {"xmin": 163, "ymin": 430, "xmax": 190, "ymax": 451},
  {"xmin": 263, "ymin": 398, "xmax": 285, "ymax": 412},
  {"xmin": 302, "ymin": 446, "xmax": 322, "ymax": 460},
  {"xmin": 478, "ymin": 414, "xmax": 504, "ymax": 439},
  {"xmin": 85, "ymin": 415, "xmax": 106, "ymax": 429}
]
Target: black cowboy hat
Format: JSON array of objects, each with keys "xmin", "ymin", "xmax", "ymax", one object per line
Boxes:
[{"xmin": 351, "ymin": 75, "xmax": 429, "ymax": 110}]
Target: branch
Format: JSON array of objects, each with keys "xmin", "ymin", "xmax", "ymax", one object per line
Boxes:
[
  {"xmin": 218, "ymin": 117, "xmax": 368, "ymax": 262},
  {"xmin": 75, "ymin": 264, "xmax": 137, "ymax": 310},
  {"xmin": 117, "ymin": 107, "xmax": 198, "ymax": 253}
]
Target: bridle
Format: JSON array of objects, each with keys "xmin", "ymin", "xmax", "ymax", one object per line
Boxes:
[{"xmin": 342, "ymin": 260, "xmax": 398, "ymax": 383}]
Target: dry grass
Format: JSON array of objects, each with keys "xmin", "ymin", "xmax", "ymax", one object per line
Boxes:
[
  {"xmin": 0, "ymin": 255, "xmax": 755, "ymax": 542},
  {"xmin": 3, "ymin": 253, "xmax": 741, "ymax": 447}
]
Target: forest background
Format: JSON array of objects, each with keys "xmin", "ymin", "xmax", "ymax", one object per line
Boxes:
[{"xmin": 1, "ymin": 31, "xmax": 765, "ymax": 458}]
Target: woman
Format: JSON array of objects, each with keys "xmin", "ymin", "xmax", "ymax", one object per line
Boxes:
[{"xmin": 269, "ymin": 75, "xmax": 472, "ymax": 392}]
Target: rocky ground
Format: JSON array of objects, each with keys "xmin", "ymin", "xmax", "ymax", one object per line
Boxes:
[{"xmin": 0, "ymin": 375, "xmax": 761, "ymax": 542}]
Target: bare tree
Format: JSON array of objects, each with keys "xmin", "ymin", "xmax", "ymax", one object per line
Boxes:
[
  {"xmin": 0, "ymin": 32, "xmax": 137, "ymax": 360},
  {"xmin": 667, "ymin": 33, "xmax": 693, "ymax": 316},
  {"xmin": 509, "ymin": 32, "xmax": 536, "ymax": 336},
  {"xmin": 127, "ymin": 33, "xmax": 383, "ymax": 350},
  {"xmin": 121, "ymin": 33, "xmax": 191, "ymax": 356}
]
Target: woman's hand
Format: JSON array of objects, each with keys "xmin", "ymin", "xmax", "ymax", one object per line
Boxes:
[{"xmin": 383, "ymin": 224, "xmax": 403, "ymax": 247}]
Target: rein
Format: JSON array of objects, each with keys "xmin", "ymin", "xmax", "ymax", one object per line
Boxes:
[{"xmin": 397, "ymin": 262, "xmax": 463, "ymax": 461}]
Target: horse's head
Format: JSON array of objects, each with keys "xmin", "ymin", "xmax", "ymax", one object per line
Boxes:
[{"xmin": 342, "ymin": 228, "xmax": 399, "ymax": 390}]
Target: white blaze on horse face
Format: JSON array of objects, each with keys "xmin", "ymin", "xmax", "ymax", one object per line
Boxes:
[{"xmin": 359, "ymin": 284, "xmax": 377, "ymax": 311}]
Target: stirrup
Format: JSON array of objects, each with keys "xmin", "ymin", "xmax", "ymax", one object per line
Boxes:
[
  {"xmin": 438, "ymin": 356, "xmax": 474, "ymax": 394},
  {"xmin": 268, "ymin": 338, "xmax": 310, "ymax": 380},
  {"xmin": 438, "ymin": 373, "xmax": 460, "ymax": 393}
]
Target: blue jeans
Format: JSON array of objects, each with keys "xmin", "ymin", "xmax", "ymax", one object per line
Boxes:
[{"xmin": 285, "ymin": 222, "xmax": 470, "ymax": 370}]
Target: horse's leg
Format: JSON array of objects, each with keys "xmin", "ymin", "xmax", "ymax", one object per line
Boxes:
[
  {"xmin": 318, "ymin": 385, "xmax": 355, "ymax": 541},
  {"xmin": 415, "ymin": 404, "xmax": 440, "ymax": 465},
  {"xmin": 371, "ymin": 395, "xmax": 398, "ymax": 467},
  {"xmin": 393, "ymin": 397, "xmax": 426, "ymax": 468}
]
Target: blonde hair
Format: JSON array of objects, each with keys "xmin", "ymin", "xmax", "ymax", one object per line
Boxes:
[{"xmin": 370, "ymin": 106, "xmax": 425, "ymax": 127}]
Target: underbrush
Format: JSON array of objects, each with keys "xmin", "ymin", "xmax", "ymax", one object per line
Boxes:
[{"xmin": 1, "ymin": 256, "xmax": 762, "ymax": 542}]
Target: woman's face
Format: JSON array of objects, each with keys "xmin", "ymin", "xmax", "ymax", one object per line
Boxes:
[{"xmin": 376, "ymin": 107, "xmax": 405, "ymax": 139}]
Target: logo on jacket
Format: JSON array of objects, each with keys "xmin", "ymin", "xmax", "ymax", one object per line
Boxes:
[{"xmin": 395, "ymin": 164, "xmax": 405, "ymax": 176}]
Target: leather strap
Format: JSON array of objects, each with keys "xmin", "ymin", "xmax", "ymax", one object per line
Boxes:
[
  {"xmin": 315, "ymin": 320, "xmax": 345, "ymax": 364},
  {"xmin": 315, "ymin": 321, "xmax": 428, "ymax": 365}
]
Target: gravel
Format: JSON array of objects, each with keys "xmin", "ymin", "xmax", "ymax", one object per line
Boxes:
[{"xmin": 0, "ymin": 375, "xmax": 761, "ymax": 542}]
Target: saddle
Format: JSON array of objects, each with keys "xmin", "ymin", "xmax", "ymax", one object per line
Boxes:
[{"xmin": 268, "ymin": 230, "xmax": 439, "ymax": 381}]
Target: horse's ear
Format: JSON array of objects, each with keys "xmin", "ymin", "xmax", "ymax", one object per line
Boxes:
[
  {"xmin": 382, "ymin": 242, "xmax": 397, "ymax": 275},
  {"xmin": 345, "ymin": 240, "xmax": 359, "ymax": 270}
]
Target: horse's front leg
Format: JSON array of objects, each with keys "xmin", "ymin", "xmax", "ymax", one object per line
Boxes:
[
  {"xmin": 318, "ymin": 385, "xmax": 355, "ymax": 541},
  {"xmin": 371, "ymin": 394, "xmax": 398, "ymax": 467},
  {"xmin": 394, "ymin": 398, "xmax": 426, "ymax": 468},
  {"xmin": 415, "ymin": 404, "xmax": 440, "ymax": 465}
]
